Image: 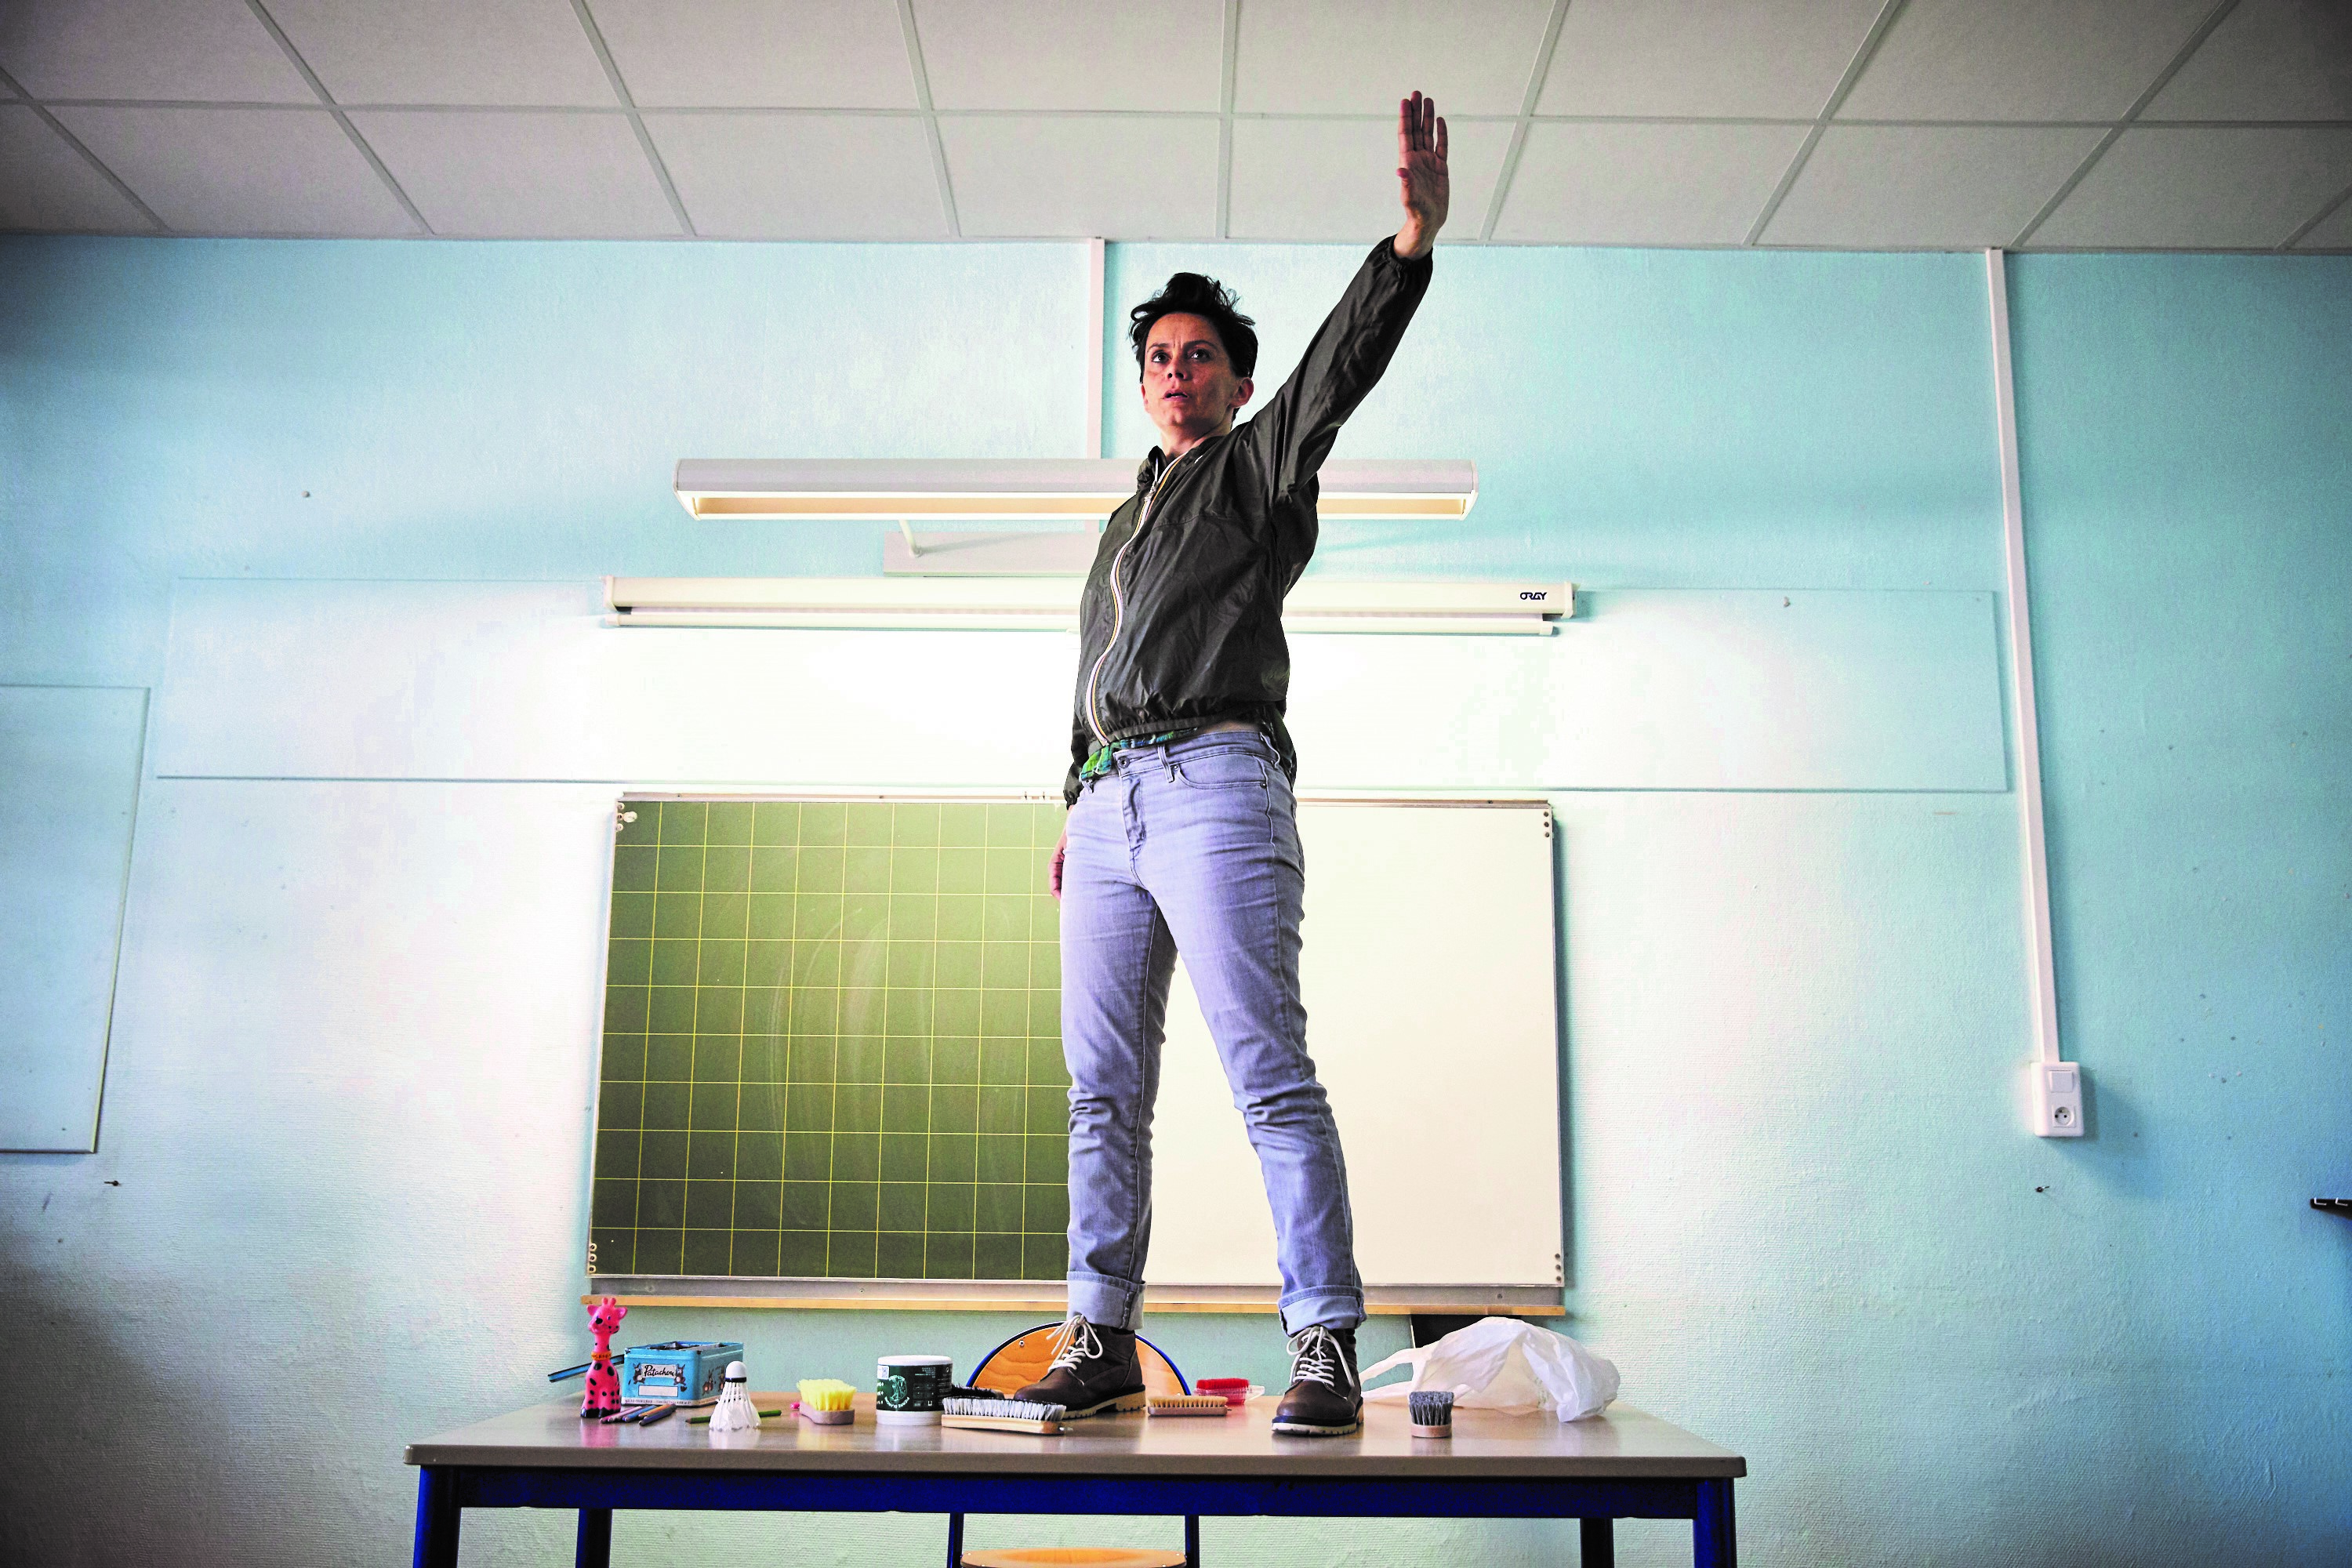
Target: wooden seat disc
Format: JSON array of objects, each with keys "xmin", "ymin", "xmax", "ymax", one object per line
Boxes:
[{"xmin": 961, "ymin": 1550, "xmax": 1188, "ymax": 1568}]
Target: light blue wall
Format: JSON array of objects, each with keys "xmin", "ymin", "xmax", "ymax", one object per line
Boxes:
[
  {"xmin": 0, "ymin": 235, "xmax": 2345, "ymax": 1566},
  {"xmin": 2008, "ymin": 253, "xmax": 2352, "ymax": 1547},
  {"xmin": 1109, "ymin": 244, "xmax": 2005, "ymax": 590},
  {"xmin": 0, "ymin": 239, "xmax": 1094, "ymax": 683},
  {"xmin": 0, "ymin": 684, "xmax": 147, "ymax": 1150}
]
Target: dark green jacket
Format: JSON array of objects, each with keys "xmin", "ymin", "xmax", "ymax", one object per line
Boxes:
[{"xmin": 1065, "ymin": 238, "xmax": 1434, "ymax": 804}]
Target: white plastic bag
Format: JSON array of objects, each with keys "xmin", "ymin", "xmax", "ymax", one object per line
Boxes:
[{"xmin": 1362, "ymin": 1316, "xmax": 1619, "ymax": 1422}]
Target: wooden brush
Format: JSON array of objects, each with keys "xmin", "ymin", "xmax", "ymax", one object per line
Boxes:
[
  {"xmin": 1408, "ymin": 1389, "xmax": 1454, "ymax": 1436},
  {"xmin": 796, "ymin": 1379, "xmax": 857, "ymax": 1425},
  {"xmin": 1146, "ymin": 1394, "xmax": 1235, "ymax": 1417},
  {"xmin": 941, "ymin": 1395, "xmax": 1066, "ymax": 1435}
]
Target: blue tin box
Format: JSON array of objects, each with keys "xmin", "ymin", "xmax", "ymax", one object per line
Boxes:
[{"xmin": 619, "ymin": 1341, "xmax": 743, "ymax": 1406}]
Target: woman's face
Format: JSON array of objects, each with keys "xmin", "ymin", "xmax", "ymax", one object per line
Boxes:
[{"xmin": 1141, "ymin": 312, "xmax": 1254, "ymax": 448}]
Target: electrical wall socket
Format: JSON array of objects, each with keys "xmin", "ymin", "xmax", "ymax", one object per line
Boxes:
[{"xmin": 2031, "ymin": 1062, "xmax": 2084, "ymax": 1138}]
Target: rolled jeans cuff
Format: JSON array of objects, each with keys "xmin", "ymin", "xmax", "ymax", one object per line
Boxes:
[
  {"xmin": 1068, "ymin": 1270, "xmax": 1145, "ymax": 1332},
  {"xmin": 1277, "ymin": 1290, "xmax": 1365, "ymax": 1336}
]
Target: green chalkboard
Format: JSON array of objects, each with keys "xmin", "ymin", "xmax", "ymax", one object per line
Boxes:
[{"xmin": 588, "ymin": 796, "xmax": 1069, "ymax": 1282}]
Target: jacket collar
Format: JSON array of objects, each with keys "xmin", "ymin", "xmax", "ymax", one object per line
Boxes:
[{"xmin": 1138, "ymin": 429, "xmax": 1229, "ymax": 490}]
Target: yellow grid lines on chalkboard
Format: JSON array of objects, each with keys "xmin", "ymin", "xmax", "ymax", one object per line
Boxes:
[{"xmin": 590, "ymin": 797, "xmax": 1068, "ymax": 1283}]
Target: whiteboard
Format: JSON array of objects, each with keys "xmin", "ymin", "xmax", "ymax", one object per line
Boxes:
[
  {"xmin": 582, "ymin": 791, "xmax": 1561, "ymax": 1301},
  {"xmin": 1146, "ymin": 800, "xmax": 1562, "ymax": 1290}
]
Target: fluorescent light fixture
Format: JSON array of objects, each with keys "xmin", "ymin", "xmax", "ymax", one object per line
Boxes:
[
  {"xmin": 673, "ymin": 459, "xmax": 1477, "ymax": 522},
  {"xmin": 608, "ymin": 576, "xmax": 1080, "ymax": 633},
  {"xmin": 605, "ymin": 577, "xmax": 1570, "ymax": 635}
]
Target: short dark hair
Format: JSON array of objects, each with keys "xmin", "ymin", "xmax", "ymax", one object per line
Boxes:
[{"xmin": 1128, "ymin": 272, "xmax": 1258, "ymax": 379}]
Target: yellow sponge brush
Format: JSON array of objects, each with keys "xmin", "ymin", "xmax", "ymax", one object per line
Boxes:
[{"xmin": 797, "ymin": 1379, "xmax": 857, "ymax": 1425}]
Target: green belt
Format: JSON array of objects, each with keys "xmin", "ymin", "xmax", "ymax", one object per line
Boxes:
[{"xmin": 1078, "ymin": 724, "xmax": 1225, "ymax": 782}]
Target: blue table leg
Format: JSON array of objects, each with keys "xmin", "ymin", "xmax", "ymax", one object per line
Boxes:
[
  {"xmin": 1580, "ymin": 1515, "xmax": 1613, "ymax": 1566},
  {"xmin": 412, "ymin": 1468, "xmax": 460, "ymax": 1568},
  {"xmin": 1185, "ymin": 1514, "xmax": 1200, "ymax": 1564},
  {"xmin": 1693, "ymin": 1479, "xmax": 1735, "ymax": 1567},
  {"xmin": 575, "ymin": 1507, "xmax": 612, "ymax": 1568},
  {"xmin": 945, "ymin": 1510, "xmax": 964, "ymax": 1567}
]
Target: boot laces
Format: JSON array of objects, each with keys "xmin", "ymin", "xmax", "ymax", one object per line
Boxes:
[
  {"xmin": 1048, "ymin": 1314, "xmax": 1107, "ymax": 1373},
  {"xmin": 1287, "ymin": 1325, "xmax": 1355, "ymax": 1393}
]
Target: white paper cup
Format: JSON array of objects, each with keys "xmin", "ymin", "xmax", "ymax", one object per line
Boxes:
[{"xmin": 876, "ymin": 1354, "xmax": 953, "ymax": 1425}]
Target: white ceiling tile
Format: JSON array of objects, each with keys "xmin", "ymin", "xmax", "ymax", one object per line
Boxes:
[
  {"xmin": 941, "ymin": 114, "xmax": 1218, "ymax": 238},
  {"xmin": 349, "ymin": 111, "xmax": 675, "ymax": 237},
  {"xmin": 586, "ymin": 0, "xmax": 915, "ymax": 109},
  {"xmin": 1840, "ymin": 0, "xmax": 2214, "ymax": 122},
  {"xmin": 913, "ymin": 0, "xmax": 1223, "ymax": 111},
  {"xmin": 1762, "ymin": 124, "xmax": 2102, "ymax": 248},
  {"xmin": 0, "ymin": 104, "xmax": 155, "ymax": 230},
  {"xmin": 2144, "ymin": 0, "xmax": 2352, "ymax": 121},
  {"xmin": 1235, "ymin": 0, "xmax": 1556, "ymax": 115},
  {"xmin": 2293, "ymin": 192, "xmax": 2352, "ymax": 249},
  {"xmin": 644, "ymin": 112, "xmax": 945, "ymax": 238},
  {"xmin": 1537, "ymin": 0, "xmax": 1886, "ymax": 119},
  {"xmin": 1493, "ymin": 120, "xmax": 1808, "ymax": 244},
  {"xmin": 0, "ymin": 0, "xmax": 314, "ymax": 103},
  {"xmin": 2033, "ymin": 127, "xmax": 2352, "ymax": 247},
  {"xmin": 267, "ymin": 0, "xmax": 615, "ymax": 108},
  {"xmin": 52, "ymin": 105, "xmax": 417, "ymax": 234},
  {"xmin": 1228, "ymin": 115, "xmax": 1511, "ymax": 241}
]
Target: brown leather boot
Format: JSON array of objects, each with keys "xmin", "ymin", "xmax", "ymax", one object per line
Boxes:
[
  {"xmin": 1270, "ymin": 1324, "xmax": 1362, "ymax": 1436},
  {"xmin": 1014, "ymin": 1314, "xmax": 1148, "ymax": 1417}
]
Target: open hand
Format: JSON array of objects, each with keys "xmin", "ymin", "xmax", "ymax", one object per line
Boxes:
[{"xmin": 1395, "ymin": 90, "xmax": 1449, "ymax": 259}]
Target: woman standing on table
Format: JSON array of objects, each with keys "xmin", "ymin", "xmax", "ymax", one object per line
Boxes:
[{"xmin": 1018, "ymin": 92, "xmax": 1450, "ymax": 1439}]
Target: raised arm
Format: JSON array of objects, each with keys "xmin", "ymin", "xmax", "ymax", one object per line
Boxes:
[{"xmin": 1241, "ymin": 92, "xmax": 1449, "ymax": 535}]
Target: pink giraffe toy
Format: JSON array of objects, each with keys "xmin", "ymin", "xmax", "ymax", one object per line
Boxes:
[{"xmin": 581, "ymin": 1297, "xmax": 628, "ymax": 1418}]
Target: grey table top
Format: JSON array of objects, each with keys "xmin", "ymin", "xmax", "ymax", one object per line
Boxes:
[{"xmin": 405, "ymin": 1395, "xmax": 1744, "ymax": 1481}]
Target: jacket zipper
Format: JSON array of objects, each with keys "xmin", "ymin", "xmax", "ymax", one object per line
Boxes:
[{"xmin": 1084, "ymin": 452, "xmax": 1187, "ymax": 747}]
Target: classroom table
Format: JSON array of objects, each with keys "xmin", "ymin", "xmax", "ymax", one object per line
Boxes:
[{"xmin": 405, "ymin": 1394, "xmax": 1744, "ymax": 1567}]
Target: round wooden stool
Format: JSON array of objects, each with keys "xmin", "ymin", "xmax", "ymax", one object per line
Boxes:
[
  {"xmin": 952, "ymin": 1323, "xmax": 1200, "ymax": 1567},
  {"xmin": 966, "ymin": 1324, "xmax": 1189, "ymax": 1398}
]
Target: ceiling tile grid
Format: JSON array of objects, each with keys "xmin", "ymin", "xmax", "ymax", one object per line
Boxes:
[
  {"xmin": 350, "ymin": 110, "xmax": 679, "ymax": 238},
  {"xmin": 1837, "ymin": 0, "xmax": 2219, "ymax": 122},
  {"xmin": 1229, "ymin": 115, "xmax": 1512, "ymax": 241},
  {"xmin": 644, "ymin": 112, "xmax": 947, "ymax": 240},
  {"xmin": 2294, "ymin": 188, "xmax": 2352, "ymax": 249},
  {"xmin": 1495, "ymin": 121, "xmax": 1813, "ymax": 245},
  {"xmin": 2143, "ymin": 0, "xmax": 2352, "ymax": 122},
  {"xmin": 942, "ymin": 114, "xmax": 1222, "ymax": 238},
  {"xmin": 1234, "ymin": 0, "xmax": 1559, "ymax": 115},
  {"xmin": 913, "ymin": 0, "xmax": 1226, "ymax": 112},
  {"xmin": 585, "ymin": 0, "xmax": 917, "ymax": 110},
  {"xmin": 2032, "ymin": 125, "xmax": 2352, "ymax": 248},
  {"xmin": 1536, "ymin": 0, "xmax": 1886, "ymax": 120},
  {"xmin": 0, "ymin": 0, "xmax": 314, "ymax": 103},
  {"xmin": 0, "ymin": 0, "xmax": 2344, "ymax": 249},
  {"xmin": 1762, "ymin": 124, "xmax": 2107, "ymax": 249},
  {"xmin": 0, "ymin": 103, "xmax": 156, "ymax": 231},
  {"xmin": 51, "ymin": 104, "xmax": 419, "ymax": 235},
  {"xmin": 265, "ymin": 0, "xmax": 617, "ymax": 109}
]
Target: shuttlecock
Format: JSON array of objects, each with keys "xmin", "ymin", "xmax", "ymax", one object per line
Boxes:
[{"xmin": 707, "ymin": 1362, "xmax": 760, "ymax": 1434}]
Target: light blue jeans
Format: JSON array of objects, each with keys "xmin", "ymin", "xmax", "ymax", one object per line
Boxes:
[{"xmin": 1059, "ymin": 728, "xmax": 1364, "ymax": 1336}]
